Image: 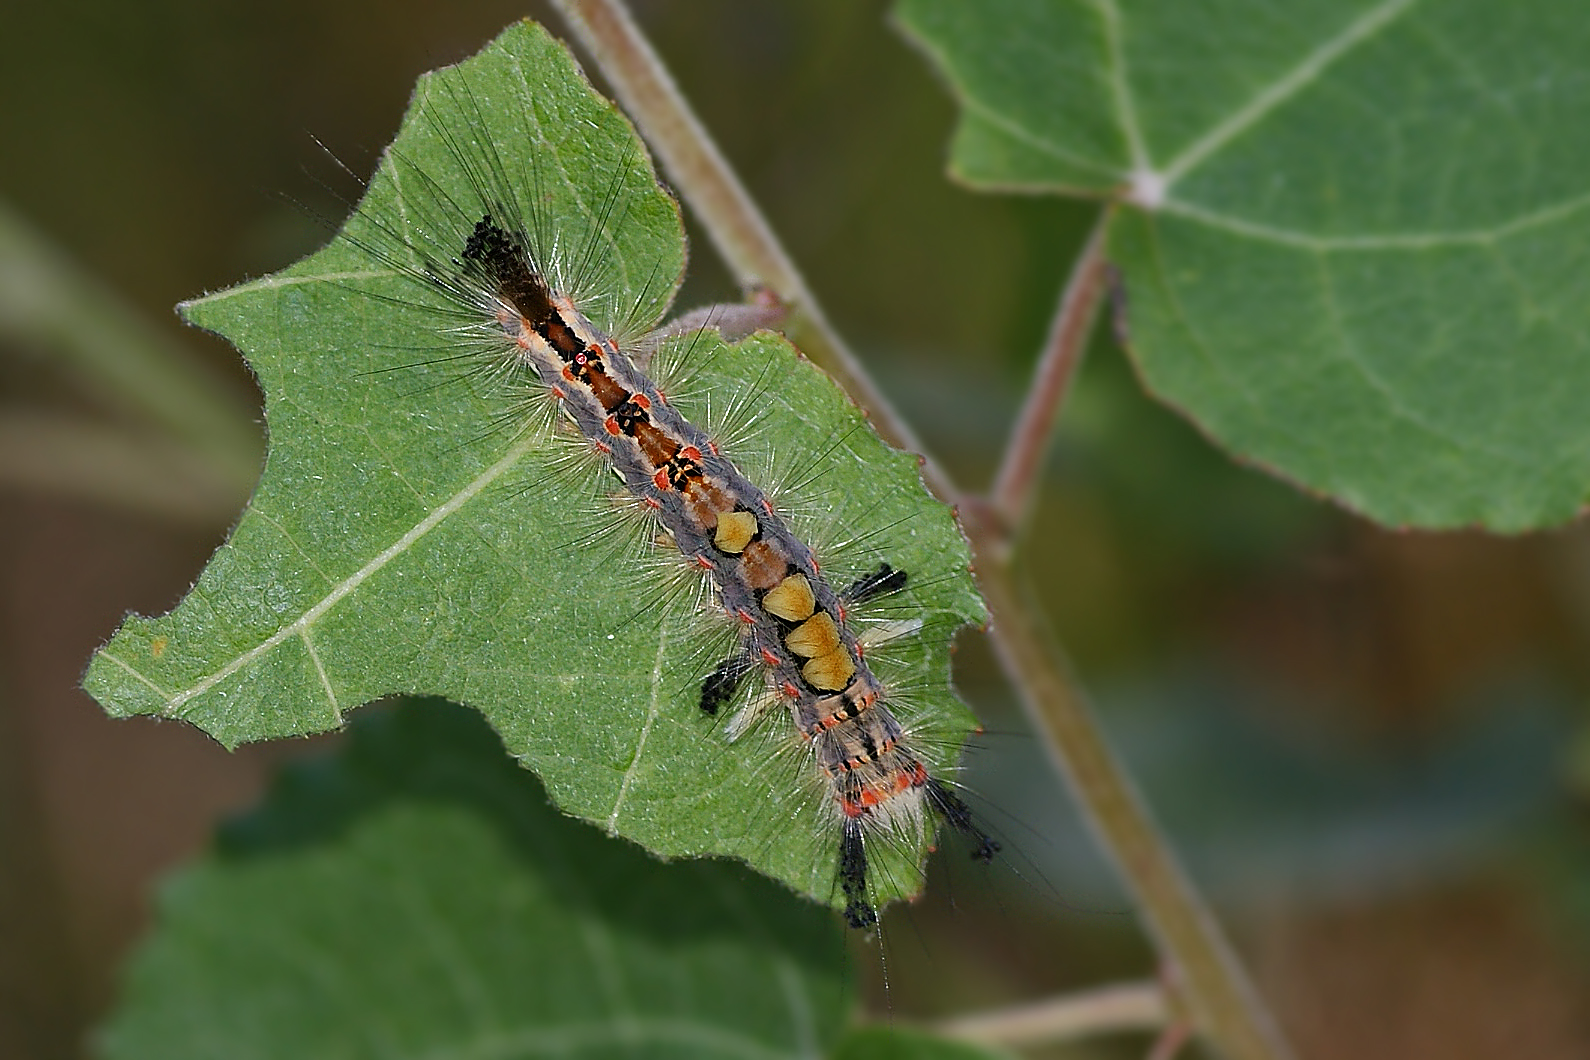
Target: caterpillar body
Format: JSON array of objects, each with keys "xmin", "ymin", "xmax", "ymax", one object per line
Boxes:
[{"xmin": 440, "ymin": 204, "xmax": 997, "ymax": 926}]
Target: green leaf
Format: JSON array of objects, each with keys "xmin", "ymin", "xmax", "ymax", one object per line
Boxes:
[
  {"xmin": 80, "ymin": 20, "xmax": 984, "ymax": 915},
  {"xmin": 833, "ymin": 1026, "xmax": 1019, "ymax": 1060},
  {"xmin": 897, "ymin": 0, "xmax": 1590, "ymax": 530},
  {"xmin": 101, "ymin": 699, "xmax": 853, "ymax": 1060}
]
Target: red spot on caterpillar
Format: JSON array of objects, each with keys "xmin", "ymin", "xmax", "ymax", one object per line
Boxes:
[
  {"xmin": 760, "ymin": 647, "xmax": 780, "ymax": 667},
  {"xmin": 652, "ymin": 468, "xmax": 671, "ymax": 491},
  {"xmin": 781, "ymin": 681, "xmax": 800, "ymax": 699},
  {"xmin": 603, "ymin": 417, "xmax": 621, "ymax": 436}
]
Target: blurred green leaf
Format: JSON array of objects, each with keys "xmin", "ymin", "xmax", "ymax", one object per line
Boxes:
[
  {"xmin": 102, "ymin": 700, "xmax": 853, "ymax": 1060},
  {"xmin": 897, "ymin": 0, "xmax": 1590, "ymax": 530},
  {"xmin": 833, "ymin": 1026, "xmax": 1018, "ymax": 1060},
  {"xmin": 80, "ymin": 20, "xmax": 984, "ymax": 914}
]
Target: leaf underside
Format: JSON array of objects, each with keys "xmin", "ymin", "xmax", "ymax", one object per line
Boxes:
[
  {"xmin": 897, "ymin": 0, "xmax": 1590, "ymax": 531},
  {"xmin": 82, "ymin": 20, "xmax": 985, "ymax": 915}
]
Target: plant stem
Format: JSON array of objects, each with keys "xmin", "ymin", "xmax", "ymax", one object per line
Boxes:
[
  {"xmin": 932, "ymin": 980, "xmax": 1168, "ymax": 1048},
  {"xmin": 553, "ymin": 4, "xmax": 1295, "ymax": 1058},
  {"xmin": 957, "ymin": 512, "xmax": 1295, "ymax": 1060},
  {"xmin": 988, "ymin": 209, "xmax": 1112, "ymax": 538},
  {"xmin": 1148, "ymin": 1020, "xmax": 1197, "ymax": 1060}
]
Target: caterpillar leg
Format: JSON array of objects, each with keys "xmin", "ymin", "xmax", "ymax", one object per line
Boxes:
[
  {"xmin": 699, "ymin": 650, "xmax": 756, "ymax": 716},
  {"xmin": 841, "ymin": 562, "xmax": 908, "ymax": 604},
  {"xmin": 926, "ymin": 778, "xmax": 1000, "ymax": 862}
]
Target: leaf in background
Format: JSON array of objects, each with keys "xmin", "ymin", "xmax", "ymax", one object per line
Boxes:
[
  {"xmin": 80, "ymin": 20, "xmax": 985, "ymax": 914},
  {"xmin": 897, "ymin": 0, "xmax": 1590, "ymax": 530},
  {"xmin": 834, "ymin": 1027, "xmax": 1019, "ymax": 1060},
  {"xmin": 101, "ymin": 700, "xmax": 854, "ymax": 1060}
]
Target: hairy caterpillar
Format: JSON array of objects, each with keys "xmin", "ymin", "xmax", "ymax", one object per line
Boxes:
[{"xmin": 440, "ymin": 207, "xmax": 996, "ymax": 927}]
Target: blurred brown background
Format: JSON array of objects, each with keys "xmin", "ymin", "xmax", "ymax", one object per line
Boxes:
[{"xmin": 2, "ymin": 2, "xmax": 1588, "ymax": 1058}]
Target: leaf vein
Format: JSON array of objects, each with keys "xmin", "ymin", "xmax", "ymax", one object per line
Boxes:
[
  {"xmin": 94, "ymin": 649, "xmax": 174, "ymax": 703},
  {"xmin": 183, "ymin": 269, "xmax": 400, "ymax": 306},
  {"xmin": 396, "ymin": 869, "xmax": 503, "ymax": 1035},
  {"xmin": 1159, "ymin": 0, "xmax": 1422, "ymax": 188},
  {"xmin": 949, "ymin": 92, "xmax": 1125, "ymax": 181},
  {"xmin": 1091, "ymin": 0, "xmax": 1151, "ymax": 174},
  {"xmin": 1316, "ymin": 254, "xmax": 1543, "ymax": 467},
  {"xmin": 1137, "ymin": 218, "xmax": 1279, "ymax": 444},
  {"xmin": 422, "ymin": 1019, "xmax": 796, "ymax": 1060},
  {"xmin": 162, "ymin": 437, "xmax": 539, "ymax": 715},
  {"xmin": 298, "ymin": 628, "xmax": 340, "ymax": 719},
  {"xmin": 606, "ymin": 624, "xmax": 670, "ymax": 834},
  {"xmin": 1158, "ymin": 188, "xmax": 1590, "ymax": 250},
  {"xmin": 251, "ymin": 507, "xmax": 335, "ymax": 585}
]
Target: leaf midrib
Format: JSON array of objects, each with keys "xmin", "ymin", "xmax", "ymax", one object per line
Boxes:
[
  {"xmin": 106, "ymin": 434, "xmax": 542, "ymax": 716},
  {"xmin": 1151, "ymin": 0, "xmax": 1422, "ymax": 188},
  {"xmin": 1158, "ymin": 188, "xmax": 1590, "ymax": 250}
]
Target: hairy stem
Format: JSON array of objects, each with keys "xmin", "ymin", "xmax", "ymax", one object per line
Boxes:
[{"xmin": 554, "ymin": 3, "xmax": 1294, "ymax": 1058}]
